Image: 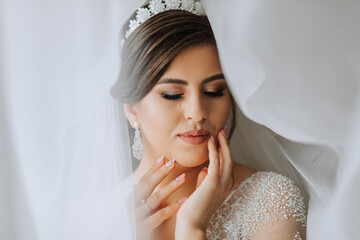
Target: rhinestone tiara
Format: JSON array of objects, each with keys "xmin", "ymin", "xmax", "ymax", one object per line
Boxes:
[{"xmin": 121, "ymin": 0, "xmax": 206, "ymax": 47}]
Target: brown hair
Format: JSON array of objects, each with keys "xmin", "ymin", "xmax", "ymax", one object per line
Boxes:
[{"xmin": 110, "ymin": 10, "xmax": 237, "ymax": 139}]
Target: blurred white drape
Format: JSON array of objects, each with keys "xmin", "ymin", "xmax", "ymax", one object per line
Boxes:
[
  {"xmin": 1, "ymin": 0, "xmax": 359, "ymax": 239},
  {"xmin": 204, "ymin": 0, "xmax": 360, "ymax": 239},
  {"xmin": 1, "ymin": 1, "xmax": 137, "ymax": 239}
]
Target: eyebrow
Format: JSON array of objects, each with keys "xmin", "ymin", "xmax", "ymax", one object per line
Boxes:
[{"xmin": 156, "ymin": 73, "xmax": 225, "ymax": 86}]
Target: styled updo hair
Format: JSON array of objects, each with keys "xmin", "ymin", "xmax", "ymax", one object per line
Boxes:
[{"xmin": 110, "ymin": 10, "xmax": 237, "ymax": 139}]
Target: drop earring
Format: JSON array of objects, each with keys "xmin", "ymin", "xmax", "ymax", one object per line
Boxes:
[{"xmin": 132, "ymin": 121, "xmax": 144, "ymax": 160}]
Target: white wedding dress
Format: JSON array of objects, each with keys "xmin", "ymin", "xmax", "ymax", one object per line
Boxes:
[
  {"xmin": 206, "ymin": 171, "xmax": 306, "ymax": 240},
  {"xmin": 1, "ymin": 1, "xmax": 359, "ymax": 240}
]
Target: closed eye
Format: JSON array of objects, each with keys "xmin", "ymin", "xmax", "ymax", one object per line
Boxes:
[
  {"xmin": 204, "ymin": 91, "xmax": 225, "ymax": 97},
  {"xmin": 161, "ymin": 90, "xmax": 225, "ymax": 101},
  {"xmin": 161, "ymin": 93, "xmax": 183, "ymax": 100}
]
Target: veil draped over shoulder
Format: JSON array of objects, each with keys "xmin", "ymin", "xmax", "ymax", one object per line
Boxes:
[{"xmin": 1, "ymin": 0, "xmax": 359, "ymax": 239}]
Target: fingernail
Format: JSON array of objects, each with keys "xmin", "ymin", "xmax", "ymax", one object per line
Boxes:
[
  {"xmin": 156, "ymin": 155, "xmax": 164, "ymax": 165},
  {"xmin": 176, "ymin": 173, "xmax": 185, "ymax": 182},
  {"xmin": 222, "ymin": 128, "xmax": 229, "ymax": 138},
  {"xmin": 211, "ymin": 135, "xmax": 215, "ymax": 144},
  {"xmin": 177, "ymin": 197, "xmax": 187, "ymax": 204},
  {"xmin": 165, "ymin": 158, "xmax": 176, "ymax": 167},
  {"xmin": 203, "ymin": 167, "xmax": 208, "ymax": 173}
]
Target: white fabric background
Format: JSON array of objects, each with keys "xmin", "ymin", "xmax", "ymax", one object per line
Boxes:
[
  {"xmin": 1, "ymin": 1, "xmax": 135, "ymax": 239},
  {"xmin": 204, "ymin": 1, "xmax": 360, "ymax": 239},
  {"xmin": 1, "ymin": 0, "xmax": 359, "ymax": 239}
]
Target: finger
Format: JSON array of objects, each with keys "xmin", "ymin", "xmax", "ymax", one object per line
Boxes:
[
  {"xmin": 134, "ymin": 155, "xmax": 163, "ymax": 204},
  {"xmin": 196, "ymin": 167, "xmax": 208, "ymax": 189},
  {"xmin": 207, "ymin": 136, "xmax": 220, "ymax": 178},
  {"xmin": 218, "ymin": 128, "xmax": 229, "ymax": 176},
  {"xmin": 135, "ymin": 199, "xmax": 153, "ymax": 222},
  {"xmin": 140, "ymin": 198, "xmax": 186, "ymax": 231},
  {"xmin": 144, "ymin": 155, "xmax": 166, "ymax": 177},
  {"xmin": 145, "ymin": 172, "xmax": 186, "ymax": 211},
  {"xmin": 219, "ymin": 146, "xmax": 224, "ymax": 177},
  {"xmin": 218, "ymin": 129, "xmax": 233, "ymax": 183},
  {"xmin": 134, "ymin": 157, "xmax": 176, "ymax": 204}
]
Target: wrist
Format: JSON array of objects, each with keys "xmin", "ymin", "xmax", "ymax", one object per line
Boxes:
[
  {"xmin": 175, "ymin": 226, "xmax": 206, "ymax": 240},
  {"xmin": 175, "ymin": 218, "xmax": 206, "ymax": 240}
]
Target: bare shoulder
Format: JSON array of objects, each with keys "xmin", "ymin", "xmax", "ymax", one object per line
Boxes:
[{"xmin": 230, "ymin": 162, "xmax": 257, "ymax": 192}]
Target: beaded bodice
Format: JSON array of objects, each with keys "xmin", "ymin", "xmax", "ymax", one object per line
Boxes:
[{"xmin": 205, "ymin": 171, "xmax": 307, "ymax": 240}]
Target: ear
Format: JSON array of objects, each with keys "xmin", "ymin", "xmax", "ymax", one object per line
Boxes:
[{"xmin": 124, "ymin": 103, "xmax": 139, "ymax": 129}]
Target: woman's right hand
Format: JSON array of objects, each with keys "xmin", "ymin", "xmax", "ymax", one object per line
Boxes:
[{"xmin": 133, "ymin": 156, "xmax": 186, "ymax": 240}]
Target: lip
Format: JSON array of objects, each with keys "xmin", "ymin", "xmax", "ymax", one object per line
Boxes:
[{"xmin": 178, "ymin": 129, "xmax": 210, "ymax": 145}]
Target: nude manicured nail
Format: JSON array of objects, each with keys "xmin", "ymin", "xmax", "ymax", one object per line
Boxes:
[
  {"xmin": 176, "ymin": 173, "xmax": 185, "ymax": 182},
  {"xmin": 211, "ymin": 135, "xmax": 215, "ymax": 144},
  {"xmin": 222, "ymin": 128, "xmax": 228, "ymax": 138},
  {"xmin": 177, "ymin": 197, "xmax": 187, "ymax": 204},
  {"xmin": 156, "ymin": 155, "xmax": 164, "ymax": 165},
  {"xmin": 165, "ymin": 158, "xmax": 175, "ymax": 167},
  {"xmin": 223, "ymin": 128, "xmax": 229, "ymax": 138}
]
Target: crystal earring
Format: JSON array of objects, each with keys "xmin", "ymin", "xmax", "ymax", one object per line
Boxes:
[{"xmin": 132, "ymin": 121, "xmax": 144, "ymax": 160}]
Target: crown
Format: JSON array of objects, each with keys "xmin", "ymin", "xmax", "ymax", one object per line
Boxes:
[{"xmin": 121, "ymin": 0, "xmax": 206, "ymax": 47}]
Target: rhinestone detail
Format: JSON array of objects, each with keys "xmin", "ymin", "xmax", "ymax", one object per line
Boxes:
[
  {"xmin": 121, "ymin": 0, "xmax": 205, "ymax": 46},
  {"xmin": 205, "ymin": 171, "xmax": 307, "ymax": 240}
]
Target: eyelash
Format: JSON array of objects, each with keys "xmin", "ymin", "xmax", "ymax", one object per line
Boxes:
[{"xmin": 161, "ymin": 91, "xmax": 225, "ymax": 100}]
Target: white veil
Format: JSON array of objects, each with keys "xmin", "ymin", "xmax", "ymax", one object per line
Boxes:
[
  {"xmin": 204, "ymin": 1, "xmax": 360, "ymax": 238},
  {"xmin": 1, "ymin": 1, "xmax": 136, "ymax": 239},
  {"xmin": 1, "ymin": 0, "xmax": 359, "ymax": 239}
]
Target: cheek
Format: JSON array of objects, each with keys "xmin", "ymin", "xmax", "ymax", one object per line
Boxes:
[
  {"xmin": 138, "ymin": 96, "xmax": 180, "ymax": 147},
  {"xmin": 208, "ymin": 97, "xmax": 231, "ymax": 128}
]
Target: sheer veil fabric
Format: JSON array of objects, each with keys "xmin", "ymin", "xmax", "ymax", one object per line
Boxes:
[
  {"xmin": 1, "ymin": 0, "xmax": 359, "ymax": 240},
  {"xmin": 204, "ymin": 1, "xmax": 360, "ymax": 239}
]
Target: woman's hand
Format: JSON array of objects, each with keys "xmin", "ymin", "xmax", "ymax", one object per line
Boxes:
[
  {"xmin": 133, "ymin": 156, "xmax": 187, "ymax": 240},
  {"xmin": 175, "ymin": 129, "xmax": 234, "ymax": 239}
]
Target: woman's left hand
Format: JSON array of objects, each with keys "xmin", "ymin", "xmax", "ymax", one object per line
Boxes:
[{"xmin": 175, "ymin": 129, "xmax": 234, "ymax": 239}]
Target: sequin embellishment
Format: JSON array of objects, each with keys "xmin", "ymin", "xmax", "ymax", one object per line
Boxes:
[{"xmin": 205, "ymin": 171, "xmax": 307, "ymax": 240}]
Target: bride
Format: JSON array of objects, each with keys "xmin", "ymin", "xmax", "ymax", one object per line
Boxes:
[{"xmin": 110, "ymin": 1, "xmax": 307, "ymax": 239}]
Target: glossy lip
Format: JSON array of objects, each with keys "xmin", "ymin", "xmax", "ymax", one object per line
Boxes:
[{"xmin": 178, "ymin": 129, "xmax": 210, "ymax": 145}]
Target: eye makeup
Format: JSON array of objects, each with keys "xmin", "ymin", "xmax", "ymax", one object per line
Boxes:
[
  {"xmin": 161, "ymin": 93, "xmax": 184, "ymax": 100},
  {"xmin": 160, "ymin": 89, "xmax": 225, "ymax": 101}
]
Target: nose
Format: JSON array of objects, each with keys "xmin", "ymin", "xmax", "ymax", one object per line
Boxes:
[{"xmin": 183, "ymin": 93, "xmax": 208, "ymax": 123}]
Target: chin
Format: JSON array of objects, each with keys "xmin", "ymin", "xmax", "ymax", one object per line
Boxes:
[{"xmin": 174, "ymin": 149, "xmax": 209, "ymax": 167}]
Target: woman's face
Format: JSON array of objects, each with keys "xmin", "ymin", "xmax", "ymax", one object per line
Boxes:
[{"xmin": 129, "ymin": 44, "xmax": 231, "ymax": 167}]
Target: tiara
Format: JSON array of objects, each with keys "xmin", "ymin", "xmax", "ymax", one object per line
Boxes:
[{"xmin": 121, "ymin": 0, "xmax": 206, "ymax": 47}]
